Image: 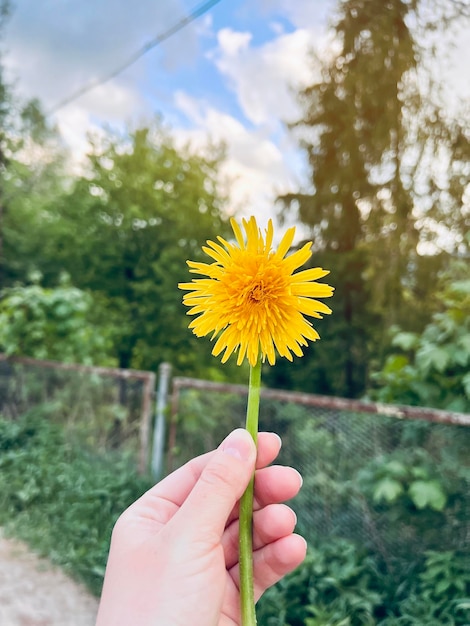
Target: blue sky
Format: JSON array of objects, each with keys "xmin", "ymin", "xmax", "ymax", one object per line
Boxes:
[{"xmin": 3, "ymin": 0, "xmax": 469, "ymax": 229}]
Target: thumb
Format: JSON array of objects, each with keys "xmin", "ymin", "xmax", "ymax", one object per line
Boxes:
[{"xmin": 174, "ymin": 429, "xmax": 256, "ymax": 539}]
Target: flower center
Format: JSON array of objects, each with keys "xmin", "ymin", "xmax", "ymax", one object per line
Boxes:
[{"xmin": 249, "ymin": 282, "xmax": 265, "ymax": 302}]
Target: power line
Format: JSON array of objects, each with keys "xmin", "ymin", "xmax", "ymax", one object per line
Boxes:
[{"xmin": 46, "ymin": 0, "xmax": 222, "ymax": 115}]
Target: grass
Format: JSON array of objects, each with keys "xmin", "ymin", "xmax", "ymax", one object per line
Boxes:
[{"xmin": 0, "ymin": 412, "xmax": 152, "ymax": 596}]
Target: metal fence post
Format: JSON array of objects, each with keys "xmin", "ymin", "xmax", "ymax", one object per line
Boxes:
[{"xmin": 151, "ymin": 362, "xmax": 171, "ymax": 479}]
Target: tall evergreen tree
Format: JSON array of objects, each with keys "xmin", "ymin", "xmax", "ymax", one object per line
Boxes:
[{"xmin": 271, "ymin": 0, "xmax": 469, "ymax": 398}]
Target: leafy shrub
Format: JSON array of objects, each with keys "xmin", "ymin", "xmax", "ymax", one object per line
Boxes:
[
  {"xmin": 0, "ymin": 276, "xmax": 116, "ymax": 365},
  {"xmin": 171, "ymin": 389, "xmax": 469, "ymax": 624},
  {"xmin": 255, "ymin": 413, "xmax": 470, "ymax": 625},
  {"xmin": 379, "ymin": 550, "xmax": 470, "ymax": 625},
  {"xmin": 372, "ymin": 276, "xmax": 470, "ymax": 412},
  {"xmin": 1, "ymin": 408, "xmax": 469, "ymax": 624},
  {"xmin": 256, "ymin": 541, "xmax": 470, "ymax": 625},
  {"xmin": 257, "ymin": 538, "xmax": 382, "ymax": 626},
  {"xmin": 0, "ymin": 412, "xmax": 152, "ymax": 595}
]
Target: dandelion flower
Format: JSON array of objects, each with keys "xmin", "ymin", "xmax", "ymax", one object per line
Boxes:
[{"xmin": 179, "ymin": 216, "xmax": 334, "ymax": 367}]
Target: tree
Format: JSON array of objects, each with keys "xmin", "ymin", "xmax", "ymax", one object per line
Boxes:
[
  {"xmin": 0, "ymin": 4, "xmax": 66, "ymax": 288},
  {"xmin": 274, "ymin": 0, "xmax": 470, "ymax": 398},
  {"xmin": 1, "ymin": 103, "xmax": 67, "ymax": 289},
  {"xmin": 26, "ymin": 121, "xmax": 236, "ymax": 377}
]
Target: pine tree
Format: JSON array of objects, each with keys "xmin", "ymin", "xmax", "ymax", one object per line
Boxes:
[{"xmin": 271, "ymin": 0, "xmax": 469, "ymax": 397}]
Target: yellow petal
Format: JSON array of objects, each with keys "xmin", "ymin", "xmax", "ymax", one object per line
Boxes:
[{"xmin": 179, "ymin": 215, "xmax": 334, "ymax": 366}]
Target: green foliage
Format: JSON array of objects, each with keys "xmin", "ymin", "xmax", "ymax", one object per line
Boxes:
[
  {"xmin": 0, "ymin": 275, "xmax": 116, "ymax": 365},
  {"xmin": 257, "ymin": 543, "xmax": 470, "ymax": 626},
  {"xmin": 372, "ymin": 274, "xmax": 470, "ymax": 412},
  {"xmin": 257, "ymin": 539, "xmax": 382, "ymax": 626},
  {"xmin": 1, "ymin": 395, "xmax": 469, "ymax": 621},
  {"xmin": 0, "ymin": 77, "xmax": 66, "ymax": 287},
  {"xmin": 0, "ymin": 413, "xmax": 152, "ymax": 595},
  {"xmin": 358, "ymin": 452, "xmax": 447, "ymax": 512},
  {"xmin": 277, "ymin": 0, "xmax": 470, "ymax": 397},
  {"xmin": 379, "ymin": 550, "xmax": 470, "ymax": 625},
  {"xmin": 353, "ymin": 421, "xmax": 470, "ymax": 566},
  {"xmin": 11, "ymin": 120, "xmax": 236, "ymax": 379},
  {"xmin": 1, "ymin": 145, "xmax": 68, "ymax": 286},
  {"xmin": 170, "ymin": 386, "xmax": 469, "ymax": 625}
]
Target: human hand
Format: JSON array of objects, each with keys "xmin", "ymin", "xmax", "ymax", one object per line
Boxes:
[{"xmin": 95, "ymin": 428, "xmax": 306, "ymax": 626}]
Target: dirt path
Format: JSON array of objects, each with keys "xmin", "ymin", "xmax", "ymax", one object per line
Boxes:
[{"xmin": 0, "ymin": 530, "xmax": 99, "ymax": 626}]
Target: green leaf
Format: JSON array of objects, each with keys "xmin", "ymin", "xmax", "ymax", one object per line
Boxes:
[
  {"xmin": 445, "ymin": 397, "xmax": 468, "ymax": 413},
  {"xmin": 384, "ymin": 460, "xmax": 408, "ymax": 479},
  {"xmin": 373, "ymin": 477, "xmax": 404, "ymax": 503},
  {"xmin": 451, "ymin": 279, "xmax": 470, "ymax": 295},
  {"xmin": 416, "ymin": 344, "xmax": 450, "ymax": 373},
  {"xmin": 409, "ymin": 480, "xmax": 447, "ymax": 511},
  {"xmin": 435, "ymin": 579, "xmax": 451, "ymax": 594},
  {"xmin": 392, "ymin": 331, "xmax": 418, "ymax": 351},
  {"xmin": 383, "ymin": 354, "xmax": 409, "ymax": 373},
  {"xmin": 411, "ymin": 466, "xmax": 429, "ymax": 480},
  {"xmin": 453, "ymin": 347, "xmax": 470, "ymax": 367}
]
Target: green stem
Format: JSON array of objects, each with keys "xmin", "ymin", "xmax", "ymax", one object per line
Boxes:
[{"xmin": 239, "ymin": 356, "xmax": 262, "ymax": 626}]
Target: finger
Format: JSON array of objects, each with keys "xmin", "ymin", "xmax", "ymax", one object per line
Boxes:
[
  {"xmin": 127, "ymin": 432, "xmax": 281, "ymax": 527},
  {"xmin": 254, "ymin": 465, "xmax": 303, "ymax": 509},
  {"xmin": 223, "ymin": 503, "xmax": 298, "ymax": 569},
  {"xmin": 171, "ymin": 429, "xmax": 256, "ymax": 539},
  {"xmin": 253, "ymin": 534, "xmax": 308, "ymax": 601},
  {"xmin": 256, "ymin": 432, "xmax": 282, "ymax": 468},
  {"xmin": 229, "ymin": 534, "xmax": 307, "ymax": 600},
  {"xmin": 226, "ymin": 465, "xmax": 302, "ymax": 526}
]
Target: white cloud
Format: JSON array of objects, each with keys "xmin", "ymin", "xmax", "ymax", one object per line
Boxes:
[
  {"xmin": 4, "ymin": 0, "xmax": 320, "ymax": 232},
  {"xmin": 53, "ymin": 81, "xmax": 143, "ymax": 167},
  {"xmin": 212, "ymin": 27, "xmax": 315, "ymax": 126},
  {"xmin": 56, "ymin": 107, "xmax": 99, "ymax": 160},
  {"xmin": 3, "ymin": 0, "xmax": 198, "ymax": 108},
  {"xmin": 217, "ymin": 29, "xmax": 253, "ymax": 56},
  {"xmin": 257, "ymin": 0, "xmax": 335, "ymax": 30},
  {"xmin": 0, "ymin": 0, "xmax": 329, "ymax": 235},
  {"xmin": 77, "ymin": 82, "xmax": 143, "ymax": 122},
  {"xmin": 2, "ymin": 0, "xmax": 198, "ymax": 173},
  {"xmin": 173, "ymin": 91, "xmax": 303, "ymax": 227}
]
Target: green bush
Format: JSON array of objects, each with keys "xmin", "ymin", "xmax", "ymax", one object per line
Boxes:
[
  {"xmin": 1, "ymin": 410, "xmax": 469, "ymax": 624},
  {"xmin": 257, "ymin": 538, "xmax": 382, "ymax": 626},
  {"xmin": 371, "ymin": 276, "xmax": 470, "ymax": 413},
  {"xmin": 256, "ymin": 540, "xmax": 470, "ymax": 625},
  {"xmin": 0, "ymin": 413, "xmax": 152, "ymax": 595},
  {"xmin": 0, "ymin": 276, "xmax": 117, "ymax": 365},
  {"xmin": 378, "ymin": 549, "xmax": 470, "ymax": 625}
]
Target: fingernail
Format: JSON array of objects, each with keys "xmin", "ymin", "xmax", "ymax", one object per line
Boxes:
[
  {"xmin": 221, "ymin": 429, "xmax": 255, "ymax": 461},
  {"xmin": 294, "ymin": 468, "xmax": 303, "ymax": 488},
  {"xmin": 291, "ymin": 508, "xmax": 298, "ymax": 526}
]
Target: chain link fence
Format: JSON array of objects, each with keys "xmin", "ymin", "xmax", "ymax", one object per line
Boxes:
[
  {"xmin": 0, "ymin": 354, "xmax": 155, "ymax": 473},
  {"xmin": 1, "ymin": 355, "xmax": 469, "ymax": 569},
  {"xmin": 168, "ymin": 376, "xmax": 470, "ymax": 571}
]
